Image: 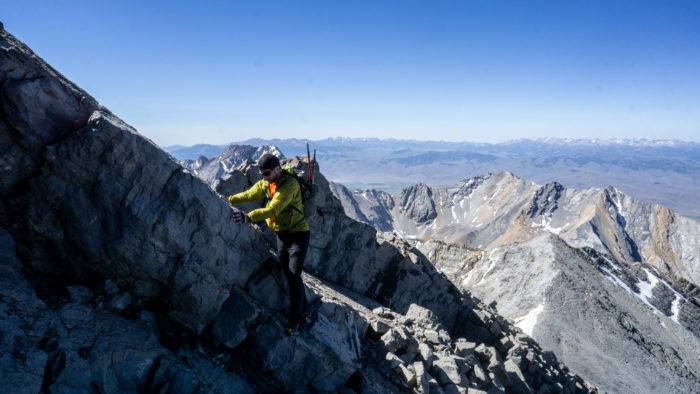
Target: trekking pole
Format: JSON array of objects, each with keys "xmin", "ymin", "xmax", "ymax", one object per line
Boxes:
[
  {"xmin": 306, "ymin": 142, "xmax": 312, "ymax": 182},
  {"xmin": 311, "ymin": 149, "xmax": 316, "ymax": 185}
]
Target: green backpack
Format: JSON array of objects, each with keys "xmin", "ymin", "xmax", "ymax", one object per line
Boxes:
[{"xmin": 281, "ymin": 165, "xmax": 317, "ymax": 220}]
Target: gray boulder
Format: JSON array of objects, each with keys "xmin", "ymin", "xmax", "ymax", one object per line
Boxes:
[
  {"xmin": 406, "ymin": 303, "xmax": 440, "ymax": 327},
  {"xmin": 414, "ymin": 361, "xmax": 431, "ymax": 393},
  {"xmin": 211, "ymin": 292, "xmax": 261, "ymax": 349},
  {"xmin": 380, "ymin": 326, "xmax": 418, "ymax": 355},
  {"xmin": 432, "ymin": 355, "xmax": 468, "ymax": 387},
  {"xmin": 470, "ymin": 361, "xmax": 490, "ymax": 388},
  {"xmin": 503, "ymin": 358, "xmax": 533, "ymax": 393},
  {"xmin": 1, "ymin": 30, "xmax": 273, "ymax": 332},
  {"xmin": 454, "ymin": 339, "xmax": 477, "ymax": 357},
  {"xmin": 418, "ymin": 342, "xmax": 435, "ymax": 369},
  {"xmin": 369, "ymin": 317, "xmax": 392, "ymax": 335}
]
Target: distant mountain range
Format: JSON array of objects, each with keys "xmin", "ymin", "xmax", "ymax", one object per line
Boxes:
[{"xmin": 165, "ymin": 137, "xmax": 700, "ymax": 219}]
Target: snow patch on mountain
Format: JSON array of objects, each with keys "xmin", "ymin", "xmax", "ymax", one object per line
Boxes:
[
  {"xmin": 637, "ymin": 268, "xmax": 660, "ymax": 307},
  {"xmin": 514, "ymin": 304, "xmax": 545, "ymax": 336}
]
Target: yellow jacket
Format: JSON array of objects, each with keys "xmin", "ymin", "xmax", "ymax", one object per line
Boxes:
[{"xmin": 227, "ymin": 169, "xmax": 309, "ymax": 232}]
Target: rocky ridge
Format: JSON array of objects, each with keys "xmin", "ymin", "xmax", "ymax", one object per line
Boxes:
[
  {"xmin": 332, "ymin": 172, "xmax": 700, "ymax": 292},
  {"xmin": 331, "ymin": 174, "xmax": 700, "ymax": 392},
  {"xmin": 1, "ymin": 27, "xmax": 594, "ymax": 393}
]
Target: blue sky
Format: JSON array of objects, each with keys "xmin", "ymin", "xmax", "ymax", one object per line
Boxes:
[{"xmin": 3, "ymin": 1, "xmax": 699, "ymax": 146}]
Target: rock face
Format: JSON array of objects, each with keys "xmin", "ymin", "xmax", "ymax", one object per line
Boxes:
[
  {"xmin": 331, "ymin": 173, "xmax": 700, "ymax": 392},
  {"xmin": 329, "ymin": 182, "xmax": 395, "ymax": 232},
  {"xmin": 1, "ymin": 228, "xmax": 255, "ymax": 394},
  {"xmin": 1, "ymin": 27, "xmax": 597, "ymax": 393},
  {"xmin": 398, "ymin": 183, "xmax": 438, "ymax": 225},
  {"xmin": 1, "ymin": 33, "xmax": 271, "ymax": 331}
]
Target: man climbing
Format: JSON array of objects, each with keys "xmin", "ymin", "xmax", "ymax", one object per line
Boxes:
[{"xmin": 227, "ymin": 153, "xmax": 310, "ymax": 334}]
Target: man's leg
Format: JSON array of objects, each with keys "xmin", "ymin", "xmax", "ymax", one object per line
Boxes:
[
  {"xmin": 276, "ymin": 233, "xmax": 290, "ymax": 273},
  {"xmin": 276, "ymin": 233, "xmax": 292, "ymax": 322},
  {"xmin": 282, "ymin": 231, "xmax": 310, "ymax": 328}
]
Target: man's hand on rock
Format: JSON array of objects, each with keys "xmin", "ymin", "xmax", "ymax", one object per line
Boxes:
[{"xmin": 232, "ymin": 208, "xmax": 250, "ymax": 224}]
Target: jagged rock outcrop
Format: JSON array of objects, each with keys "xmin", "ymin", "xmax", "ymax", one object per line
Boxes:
[
  {"xmin": 180, "ymin": 155, "xmax": 210, "ymax": 173},
  {"xmin": 398, "ymin": 183, "xmax": 437, "ymax": 224},
  {"xmin": 179, "ymin": 144, "xmax": 284, "ymax": 184},
  {"xmin": 329, "ymin": 182, "xmax": 395, "ymax": 232},
  {"xmin": 2, "ymin": 82, "xmax": 271, "ymax": 331},
  {"xmin": 1, "ymin": 27, "xmax": 597, "ymax": 393},
  {"xmin": 526, "ymin": 182, "xmax": 565, "ymax": 218}
]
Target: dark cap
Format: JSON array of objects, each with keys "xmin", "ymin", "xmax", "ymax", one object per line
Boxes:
[{"xmin": 257, "ymin": 153, "xmax": 281, "ymax": 170}]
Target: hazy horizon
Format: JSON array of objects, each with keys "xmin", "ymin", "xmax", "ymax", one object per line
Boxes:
[{"xmin": 164, "ymin": 135, "xmax": 700, "ymax": 149}]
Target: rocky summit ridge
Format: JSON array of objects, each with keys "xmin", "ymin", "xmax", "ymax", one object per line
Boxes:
[
  {"xmin": 331, "ymin": 172, "xmax": 700, "ymax": 292},
  {"xmin": 1, "ymin": 27, "xmax": 595, "ymax": 393},
  {"xmin": 331, "ymin": 173, "xmax": 700, "ymax": 393}
]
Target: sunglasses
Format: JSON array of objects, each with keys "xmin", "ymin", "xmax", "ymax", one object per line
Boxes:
[{"xmin": 260, "ymin": 169, "xmax": 273, "ymax": 176}]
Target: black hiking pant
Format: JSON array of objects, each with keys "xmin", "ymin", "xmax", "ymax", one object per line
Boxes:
[{"xmin": 276, "ymin": 230, "xmax": 310, "ymax": 327}]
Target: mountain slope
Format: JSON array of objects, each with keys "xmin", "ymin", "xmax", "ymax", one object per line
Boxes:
[
  {"xmin": 334, "ymin": 172, "xmax": 700, "ymax": 290},
  {"xmin": 0, "ymin": 26, "xmax": 595, "ymax": 393},
  {"xmin": 415, "ymin": 235, "xmax": 700, "ymax": 393},
  {"xmin": 331, "ymin": 174, "xmax": 700, "ymax": 393}
]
